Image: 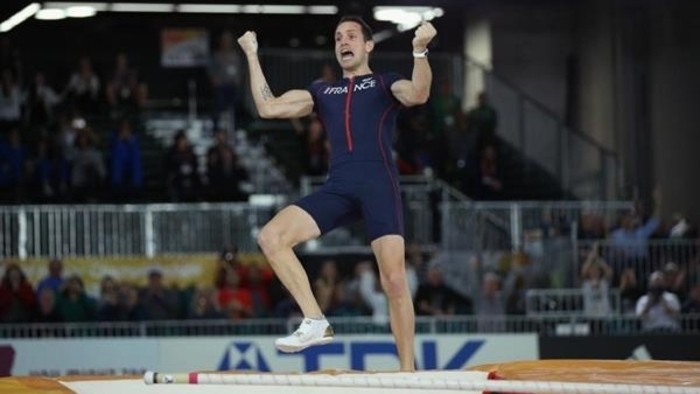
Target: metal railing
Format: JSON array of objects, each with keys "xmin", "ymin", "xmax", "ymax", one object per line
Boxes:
[
  {"xmin": 1, "ymin": 196, "xmax": 640, "ymax": 265},
  {"xmin": 440, "ymin": 200, "xmax": 634, "ymax": 252},
  {"xmin": 437, "ymin": 201, "xmax": 635, "ymax": 288},
  {"xmin": 471, "ymin": 59, "xmax": 622, "ymax": 200},
  {"xmin": 0, "ymin": 202, "xmax": 283, "ymax": 258},
  {"xmin": 1, "ymin": 314, "xmax": 699, "ymax": 338},
  {"xmin": 525, "ymin": 288, "xmax": 623, "ymax": 317}
]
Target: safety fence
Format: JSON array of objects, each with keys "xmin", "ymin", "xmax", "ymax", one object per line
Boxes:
[
  {"xmin": 0, "ymin": 203, "xmax": 280, "ymax": 258},
  {"xmin": 0, "ymin": 314, "xmax": 698, "ymax": 339}
]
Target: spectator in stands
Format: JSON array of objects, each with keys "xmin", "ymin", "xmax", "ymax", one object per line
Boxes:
[
  {"xmin": 208, "ymin": 31, "xmax": 242, "ymax": 133},
  {"xmin": 291, "ymin": 114, "xmax": 329, "ymax": 177},
  {"xmin": 0, "ymin": 68, "xmax": 23, "ymax": 136},
  {"xmin": 217, "ymin": 268, "xmax": 253, "ymax": 320},
  {"xmin": 187, "ymin": 287, "xmax": 225, "ymax": 320},
  {"xmin": 35, "ymin": 258, "xmax": 65, "ymax": 296},
  {"xmin": 314, "ymin": 259, "xmax": 339, "ymax": 315},
  {"xmin": 214, "ymin": 246, "xmax": 248, "ymax": 289},
  {"xmin": 110, "ymin": 119, "xmax": 143, "ymax": 201},
  {"xmin": 271, "ymin": 284, "xmax": 302, "ymax": 319},
  {"xmin": 0, "ymin": 128, "xmax": 28, "ymax": 198},
  {"xmin": 429, "ymin": 80, "xmax": 461, "ymax": 145},
  {"xmin": 608, "ymin": 197, "xmax": 661, "ymax": 271},
  {"xmin": 140, "ymin": 268, "xmax": 180, "ymax": 320},
  {"xmin": 504, "ymin": 249, "xmax": 550, "ymax": 291},
  {"xmin": 33, "ymin": 137, "xmax": 70, "ymax": 202},
  {"xmin": 119, "ymin": 283, "xmax": 147, "ymax": 321},
  {"xmin": 55, "ymin": 274, "xmax": 97, "ymax": 322},
  {"xmin": 468, "ymin": 91, "xmax": 498, "ymax": 150},
  {"xmin": 63, "ymin": 56, "xmax": 100, "ymax": 116},
  {"xmin": 0, "ymin": 263, "xmax": 36, "ymax": 323},
  {"xmin": 357, "ymin": 261, "xmax": 389, "ymax": 326},
  {"xmin": 505, "ymin": 272, "xmax": 527, "ymax": 315},
  {"xmin": 403, "ymin": 111, "xmax": 435, "ymax": 175},
  {"xmin": 247, "ymin": 264, "xmax": 271, "ymax": 318},
  {"xmin": 56, "ymin": 115, "xmax": 79, "ymax": 163},
  {"xmin": 406, "ymin": 242, "xmax": 428, "ymax": 287},
  {"xmin": 414, "ymin": 266, "xmax": 471, "ymax": 316},
  {"xmin": 477, "ymin": 143, "xmax": 503, "ymax": 200},
  {"xmin": 580, "ymin": 243, "xmax": 613, "ymax": 317},
  {"xmin": 97, "ymin": 275, "xmax": 121, "ymax": 321},
  {"xmin": 681, "ymin": 283, "xmax": 700, "ymax": 314},
  {"xmin": 0, "ymin": 38, "xmax": 22, "ymax": 88},
  {"xmin": 445, "ymin": 110, "xmax": 478, "ymax": 194},
  {"xmin": 206, "ymin": 129, "xmax": 248, "ymax": 202},
  {"xmin": 474, "ymin": 271, "xmax": 506, "ymax": 332},
  {"xmin": 33, "ymin": 287, "xmax": 62, "ymax": 322},
  {"xmin": 578, "ymin": 212, "xmax": 608, "ymax": 240},
  {"xmin": 619, "ymin": 267, "xmax": 643, "ymax": 315},
  {"xmin": 26, "ymin": 72, "xmax": 61, "ymax": 134},
  {"xmin": 165, "ymin": 130, "xmax": 201, "ymax": 202},
  {"xmin": 105, "ymin": 53, "xmax": 148, "ymax": 118},
  {"xmin": 663, "ymin": 262, "xmax": 687, "ymax": 302},
  {"xmin": 71, "ymin": 128, "xmax": 106, "ymax": 202},
  {"xmin": 393, "ymin": 125, "xmax": 421, "ymax": 176},
  {"xmin": 636, "ymin": 271, "xmax": 681, "ymax": 332},
  {"xmin": 668, "ymin": 213, "xmax": 694, "ymax": 239}
]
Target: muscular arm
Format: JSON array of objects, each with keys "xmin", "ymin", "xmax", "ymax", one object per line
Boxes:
[
  {"xmin": 238, "ymin": 31, "xmax": 314, "ymax": 119},
  {"xmin": 391, "ymin": 22, "xmax": 437, "ymax": 107},
  {"xmin": 391, "ymin": 59, "xmax": 432, "ymax": 107}
]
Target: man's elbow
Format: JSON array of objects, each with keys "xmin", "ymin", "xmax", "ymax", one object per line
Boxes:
[
  {"xmin": 256, "ymin": 107, "xmax": 275, "ymax": 119},
  {"xmin": 409, "ymin": 90, "xmax": 430, "ymax": 106}
]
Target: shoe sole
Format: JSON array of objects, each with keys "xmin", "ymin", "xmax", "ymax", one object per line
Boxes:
[{"xmin": 275, "ymin": 336, "xmax": 334, "ymax": 353}]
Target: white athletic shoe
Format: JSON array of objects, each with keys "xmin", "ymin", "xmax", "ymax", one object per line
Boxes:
[{"xmin": 275, "ymin": 318, "xmax": 334, "ymax": 353}]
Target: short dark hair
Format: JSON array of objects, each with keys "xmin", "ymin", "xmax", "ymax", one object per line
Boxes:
[{"xmin": 337, "ymin": 15, "xmax": 373, "ymax": 42}]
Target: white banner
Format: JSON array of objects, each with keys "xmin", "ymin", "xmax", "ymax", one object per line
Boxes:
[
  {"xmin": 3, "ymin": 338, "xmax": 158, "ymax": 376},
  {"xmin": 1, "ymin": 334, "xmax": 538, "ymax": 376}
]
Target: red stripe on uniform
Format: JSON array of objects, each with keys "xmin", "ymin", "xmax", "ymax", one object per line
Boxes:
[{"xmin": 376, "ymin": 102, "xmax": 402, "ymax": 231}]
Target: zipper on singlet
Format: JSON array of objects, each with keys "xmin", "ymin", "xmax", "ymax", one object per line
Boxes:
[{"xmin": 344, "ymin": 77, "xmax": 354, "ymax": 152}]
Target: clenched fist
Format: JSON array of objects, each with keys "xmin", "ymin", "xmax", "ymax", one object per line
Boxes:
[
  {"xmin": 412, "ymin": 22, "xmax": 437, "ymax": 52},
  {"xmin": 237, "ymin": 31, "xmax": 258, "ymax": 55}
]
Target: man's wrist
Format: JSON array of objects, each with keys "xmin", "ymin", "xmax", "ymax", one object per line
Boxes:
[{"xmin": 413, "ymin": 48, "xmax": 428, "ymax": 58}]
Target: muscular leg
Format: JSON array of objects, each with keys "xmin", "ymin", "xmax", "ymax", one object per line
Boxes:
[
  {"xmin": 257, "ymin": 205, "xmax": 323, "ymax": 318},
  {"xmin": 371, "ymin": 234, "xmax": 415, "ymax": 371}
]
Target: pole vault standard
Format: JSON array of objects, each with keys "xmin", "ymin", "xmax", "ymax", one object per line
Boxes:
[{"xmin": 143, "ymin": 371, "xmax": 700, "ymax": 394}]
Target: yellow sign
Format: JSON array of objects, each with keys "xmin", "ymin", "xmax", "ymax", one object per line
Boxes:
[{"xmin": 10, "ymin": 253, "xmax": 267, "ymax": 296}]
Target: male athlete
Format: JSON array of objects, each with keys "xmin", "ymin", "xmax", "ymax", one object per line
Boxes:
[{"xmin": 238, "ymin": 16, "xmax": 436, "ymax": 371}]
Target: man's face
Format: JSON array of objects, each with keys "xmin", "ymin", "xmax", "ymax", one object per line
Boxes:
[{"xmin": 334, "ymin": 21, "xmax": 373, "ymax": 72}]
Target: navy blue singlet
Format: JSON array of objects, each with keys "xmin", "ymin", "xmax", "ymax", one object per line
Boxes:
[{"xmin": 294, "ymin": 72, "xmax": 405, "ymax": 241}]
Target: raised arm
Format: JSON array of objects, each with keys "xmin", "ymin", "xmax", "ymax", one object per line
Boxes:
[
  {"xmin": 237, "ymin": 31, "xmax": 314, "ymax": 119},
  {"xmin": 390, "ymin": 22, "xmax": 437, "ymax": 107}
]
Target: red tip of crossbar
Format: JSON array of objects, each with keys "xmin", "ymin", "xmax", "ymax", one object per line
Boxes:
[{"xmin": 189, "ymin": 372, "xmax": 198, "ymax": 384}]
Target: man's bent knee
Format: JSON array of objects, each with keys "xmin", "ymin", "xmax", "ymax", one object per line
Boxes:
[
  {"xmin": 257, "ymin": 225, "xmax": 287, "ymax": 255},
  {"xmin": 381, "ymin": 271, "xmax": 409, "ymax": 300}
]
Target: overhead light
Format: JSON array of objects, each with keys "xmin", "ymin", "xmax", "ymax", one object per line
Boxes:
[
  {"xmin": 373, "ymin": 6, "xmax": 444, "ymax": 31},
  {"xmin": 66, "ymin": 6, "xmax": 97, "ymax": 17},
  {"xmin": 261, "ymin": 5, "xmax": 305, "ymax": 14},
  {"xmin": 36, "ymin": 8, "xmax": 67, "ymax": 20},
  {"xmin": 308, "ymin": 5, "xmax": 337, "ymax": 15},
  {"xmin": 241, "ymin": 5, "xmax": 263, "ymax": 13},
  {"xmin": 178, "ymin": 4, "xmax": 242, "ymax": 13},
  {"xmin": 0, "ymin": 2, "xmax": 41, "ymax": 32},
  {"xmin": 1, "ymin": 2, "xmax": 340, "ymax": 25},
  {"xmin": 44, "ymin": 2, "xmax": 109, "ymax": 12},
  {"xmin": 111, "ymin": 3, "xmax": 174, "ymax": 12}
]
